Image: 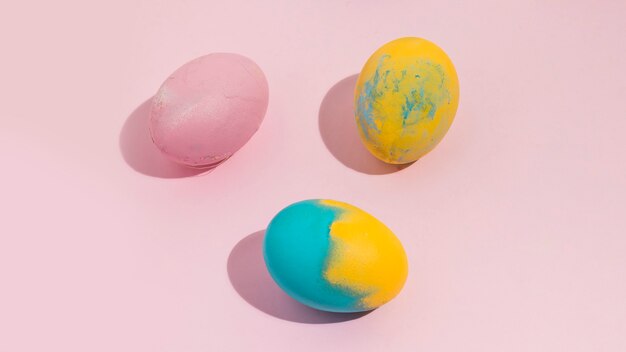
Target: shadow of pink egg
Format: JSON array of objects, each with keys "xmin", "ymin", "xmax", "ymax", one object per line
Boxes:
[{"xmin": 149, "ymin": 53, "xmax": 269, "ymax": 168}]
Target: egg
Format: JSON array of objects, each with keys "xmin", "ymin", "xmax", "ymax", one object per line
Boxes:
[
  {"xmin": 264, "ymin": 199, "xmax": 408, "ymax": 313},
  {"xmin": 355, "ymin": 37, "xmax": 459, "ymax": 164},
  {"xmin": 150, "ymin": 53, "xmax": 269, "ymax": 168}
]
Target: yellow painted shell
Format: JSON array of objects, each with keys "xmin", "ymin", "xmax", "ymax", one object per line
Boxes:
[{"xmin": 355, "ymin": 37, "xmax": 460, "ymax": 164}]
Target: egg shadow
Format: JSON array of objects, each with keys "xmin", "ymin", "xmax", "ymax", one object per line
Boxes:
[
  {"xmin": 318, "ymin": 75, "xmax": 413, "ymax": 174},
  {"xmin": 119, "ymin": 98, "xmax": 213, "ymax": 178},
  {"xmin": 227, "ymin": 230, "xmax": 372, "ymax": 324}
]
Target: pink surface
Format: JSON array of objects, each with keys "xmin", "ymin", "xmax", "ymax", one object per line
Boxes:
[
  {"xmin": 1, "ymin": 1, "xmax": 625, "ymax": 351},
  {"xmin": 150, "ymin": 53, "xmax": 268, "ymax": 168}
]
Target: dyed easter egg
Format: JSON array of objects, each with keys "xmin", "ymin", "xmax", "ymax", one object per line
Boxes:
[
  {"xmin": 150, "ymin": 53, "xmax": 269, "ymax": 168},
  {"xmin": 264, "ymin": 199, "xmax": 408, "ymax": 313},
  {"xmin": 355, "ymin": 37, "xmax": 459, "ymax": 164}
]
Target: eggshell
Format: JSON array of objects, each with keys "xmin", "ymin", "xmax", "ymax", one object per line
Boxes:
[
  {"xmin": 264, "ymin": 199, "xmax": 408, "ymax": 313},
  {"xmin": 150, "ymin": 53, "xmax": 269, "ymax": 168},
  {"xmin": 355, "ymin": 37, "xmax": 459, "ymax": 164}
]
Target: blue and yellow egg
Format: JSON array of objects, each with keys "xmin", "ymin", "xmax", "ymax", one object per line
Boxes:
[
  {"xmin": 355, "ymin": 37, "xmax": 460, "ymax": 164},
  {"xmin": 263, "ymin": 199, "xmax": 408, "ymax": 312}
]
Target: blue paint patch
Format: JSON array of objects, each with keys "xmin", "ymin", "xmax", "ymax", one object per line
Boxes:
[
  {"xmin": 356, "ymin": 57, "xmax": 451, "ymax": 153},
  {"xmin": 264, "ymin": 200, "xmax": 361, "ymax": 312},
  {"xmin": 398, "ymin": 60, "xmax": 451, "ymax": 126},
  {"xmin": 401, "ymin": 90, "xmax": 417, "ymax": 127},
  {"xmin": 355, "ymin": 54, "xmax": 391, "ymax": 140}
]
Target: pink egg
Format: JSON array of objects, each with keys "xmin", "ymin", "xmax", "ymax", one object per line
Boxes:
[{"xmin": 149, "ymin": 53, "xmax": 269, "ymax": 168}]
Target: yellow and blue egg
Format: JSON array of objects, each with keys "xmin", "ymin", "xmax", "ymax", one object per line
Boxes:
[
  {"xmin": 355, "ymin": 37, "xmax": 460, "ymax": 164},
  {"xmin": 263, "ymin": 199, "xmax": 408, "ymax": 313}
]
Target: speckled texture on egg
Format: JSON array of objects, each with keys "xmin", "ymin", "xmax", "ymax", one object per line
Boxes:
[
  {"xmin": 150, "ymin": 53, "xmax": 269, "ymax": 168},
  {"xmin": 355, "ymin": 37, "xmax": 459, "ymax": 164},
  {"xmin": 264, "ymin": 199, "xmax": 408, "ymax": 313}
]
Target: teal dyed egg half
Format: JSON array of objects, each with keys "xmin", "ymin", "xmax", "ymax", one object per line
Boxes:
[{"xmin": 263, "ymin": 199, "xmax": 408, "ymax": 313}]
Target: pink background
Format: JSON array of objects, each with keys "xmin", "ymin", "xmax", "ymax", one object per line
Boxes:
[{"xmin": 1, "ymin": 1, "xmax": 625, "ymax": 351}]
